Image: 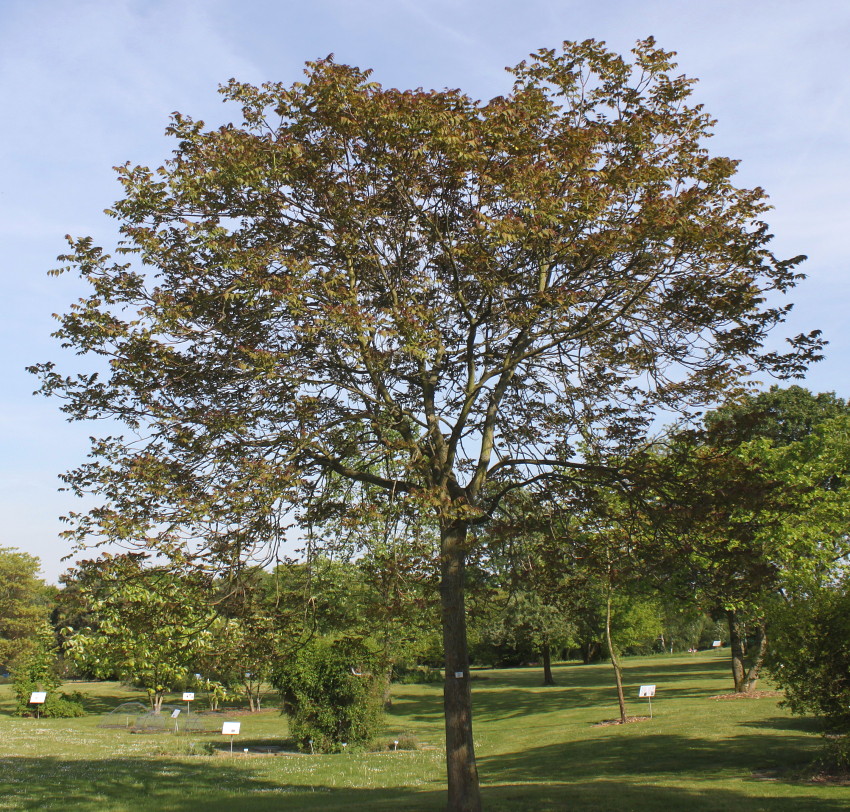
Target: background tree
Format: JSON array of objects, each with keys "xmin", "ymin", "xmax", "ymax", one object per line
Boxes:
[
  {"xmin": 0, "ymin": 548, "xmax": 51, "ymax": 673},
  {"xmin": 63, "ymin": 555, "xmax": 215, "ymax": 712},
  {"xmin": 32, "ymin": 40, "xmax": 820, "ymax": 810},
  {"xmin": 648, "ymin": 389, "xmax": 850, "ymax": 692}
]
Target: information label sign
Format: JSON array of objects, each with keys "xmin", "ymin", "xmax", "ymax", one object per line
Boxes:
[
  {"xmin": 222, "ymin": 722, "xmax": 241, "ymax": 735},
  {"xmin": 182, "ymin": 692, "xmax": 195, "ymax": 701},
  {"xmin": 712, "ymin": 640, "xmax": 722, "ymax": 648},
  {"xmin": 171, "ymin": 709, "xmax": 181, "ymax": 718},
  {"xmin": 29, "ymin": 692, "xmax": 46, "ymax": 704},
  {"xmin": 639, "ymin": 684, "xmax": 656, "ymax": 698}
]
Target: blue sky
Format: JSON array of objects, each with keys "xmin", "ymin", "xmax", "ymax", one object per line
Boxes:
[{"xmin": 2, "ymin": 0, "xmax": 848, "ymax": 581}]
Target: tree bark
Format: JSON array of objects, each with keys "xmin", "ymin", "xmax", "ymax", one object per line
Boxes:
[
  {"xmin": 605, "ymin": 592, "xmax": 627, "ymax": 723},
  {"xmin": 726, "ymin": 609, "xmax": 746, "ymax": 693},
  {"xmin": 541, "ymin": 642, "xmax": 555, "ymax": 686},
  {"xmin": 440, "ymin": 519, "xmax": 482, "ymax": 812},
  {"xmin": 580, "ymin": 640, "xmax": 602, "ymax": 664},
  {"xmin": 744, "ymin": 622, "xmax": 768, "ymax": 693}
]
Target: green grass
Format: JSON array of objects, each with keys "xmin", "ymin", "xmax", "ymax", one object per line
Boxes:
[{"xmin": 0, "ymin": 652, "xmax": 847, "ymax": 810}]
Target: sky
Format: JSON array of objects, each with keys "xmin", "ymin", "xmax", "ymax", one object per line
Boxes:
[{"xmin": 1, "ymin": 0, "xmax": 848, "ymax": 582}]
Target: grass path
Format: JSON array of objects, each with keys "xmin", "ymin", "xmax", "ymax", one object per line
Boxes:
[{"xmin": 0, "ymin": 652, "xmax": 846, "ymax": 810}]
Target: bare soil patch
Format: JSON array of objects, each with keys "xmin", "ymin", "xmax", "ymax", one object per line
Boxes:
[
  {"xmin": 710, "ymin": 690, "xmax": 782, "ymax": 700},
  {"xmin": 593, "ymin": 716, "xmax": 651, "ymax": 727}
]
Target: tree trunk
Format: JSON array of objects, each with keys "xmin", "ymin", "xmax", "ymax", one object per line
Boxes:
[
  {"xmin": 605, "ymin": 592, "xmax": 627, "ymax": 724},
  {"xmin": 541, "ymin": 642, "xmax": 555, "ymax": 686},
  {"xmin": 744, "ymin": 622, "xmax": 768, "ymax": 693},
  {"xmin": 726, "ymin": 609, "xmax": 746, "ymax": 693},
  {"xmin": 580, "ymin": 640, "xmax": 602, "ymax": 664},
  {"xmin": 440, "ymin": 519, "xmax": 482, "ymax": 812}
]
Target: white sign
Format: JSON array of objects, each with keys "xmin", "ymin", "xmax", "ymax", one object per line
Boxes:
[
  {"xmin": 639, "ymin": 684, "xmax": 656, "ymax": 698},
  {"xmin": 712, "ymin": 640, "xmax": 722, "ymax": 648},
  {"xmin": 222, "ymin": 722, "xmax": 241, "ymax": 735},
  {"xmin": 182, "ymin": 692, "xmax": 195, "ymax": 701},
  {"xmin": 454, "ymin": 671, "xmax": 464, "ymax": 678},
  {"xmin": 171, "ymin": 709, "xmax": 181, "ymax": 718},
  {"xmin": 29, "ymin": 692, "xmax": 46, "ymax": 704}
]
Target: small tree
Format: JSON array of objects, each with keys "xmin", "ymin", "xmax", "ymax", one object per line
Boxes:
[{"xmin": 63, "ymin": 555, "xmax": 214, "ymax": 712}]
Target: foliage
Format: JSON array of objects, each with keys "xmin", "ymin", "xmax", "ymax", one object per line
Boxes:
[
  {"xmin": 647, "ymin": 389, "xmax": 850, "ymax": 691},
  {"xmin": 766, "ymin": 581, "xmax": 850, "ymax": 731},
  {"xmin": 275, "ymin": 635, "xmax": 387, "ymax": 752},
  {"xmin": 0, "ymin": 548, "xmax": 51, "ymax": 672},
  {"xmin": 62, "ymin": 554, "xmax": 216, "ymax": 712},
  {"xmin": 10, "ymin": 623, "xmax": 84, "ymax": 717}
]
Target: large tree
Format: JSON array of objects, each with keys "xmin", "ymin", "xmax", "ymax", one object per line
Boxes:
[{"xmin": 32, "ymin": 40, "xmax": 819, "ymax": 810}]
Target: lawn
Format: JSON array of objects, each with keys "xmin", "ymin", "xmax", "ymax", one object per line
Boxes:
[{"xmin": 0, "ymin": 652, "xmax": 846, "ymax": 810}]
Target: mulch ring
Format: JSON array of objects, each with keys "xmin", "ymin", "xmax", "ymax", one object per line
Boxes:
[
  {"xmin": 808, "ymin": 771, "xmax": 850, "ymax": 786},
  {"xmin": 709, "ymin": 690, "xmax": 783, "ymax": 701},
  {"xmin": 593, "ymin": 716, "xmax": 651, "ymax": 727}
]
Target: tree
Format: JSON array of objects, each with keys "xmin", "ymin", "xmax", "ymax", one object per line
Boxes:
[
  {"xmin": 201, "ymin": 569, "xmax": 309, "ymax": 712},
  {"xmin": 766, "ymin": 578, "xmax": 850, "ymax": 731},
  {"xmin": 0, "ymin": 548, "xmax": 51, "ymax": 672},
  {"xmin": 649, "ymin": 391, "xmax": 850, "ymax": 692},
  {"xmin": 32, "ymin": 40, "xmax": 820, "ymax": 809},
  {"xmin": 484, "ymin": 589, "xmax": 576, "ymax": 682},
  {"xmin": 63, "ymin": 555, "xmax": 215, "ymax": 712}
]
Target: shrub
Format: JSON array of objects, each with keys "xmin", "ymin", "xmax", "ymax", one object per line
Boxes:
[
  {"xmin": 12, "ymin": 677, "xmax": 85, "ymax": 718},
  {"xmin": 391, "ymin": 664, "xmax": 442, "ymax": 684},
  {"xmin": 820, "ymin": 734, "xmax": 850, "ymax": 773},
  {"xmin": 766, "ymin": 583, "xmax": 850, "ymax": 731},
  {"xmin": 43, "ymin": 693, "xmax": 86, "ymax": 718},
  {"xmin": 275, "ymin": 636, "xmax": 386, "ymax": 753}
]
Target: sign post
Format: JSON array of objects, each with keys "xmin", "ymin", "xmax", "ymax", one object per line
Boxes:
[
  {"xmin": 712, "ymin": 640, "xmax": 722, "ymax": 654},
  {"xmin": 171, "ymin": 707, "xmax": 181, "ymax": 733},
  {"xmin": 638, "ymin": 684, "xmax": 656, "ymax": 718},
  {"xmin": 29, "ymin": 692, "xmax": 46, "ymax": 720},
  {"xmin": 222, "ymin": 721, "xmax": 241, "ymax": 755},
  {"xmin": 182, "ymin": 692, "xmax": 195, "ymax": 716}
]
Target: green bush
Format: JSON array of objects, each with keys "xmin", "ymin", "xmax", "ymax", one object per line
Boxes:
[
  {"xmin": 819, "ymin": 734, "xmax": 850, "ymax": 773},
  {"xmin": 11, "ymin": 678, "xmax": 85, "ymax": 718},
  {"xmin": 275, "ymin": 636, "xmax": 386, "ymax": 753},
  {"xmin": 43, "ymin": 693, "xmax": 86, "ymax": 718},
  {"xmin": 391, "ymin": 664, "xmax": 443, "ymax": 684},
  {"xmin": 766, "ymin": 583, "xmax": 850, "ymax": 731}
]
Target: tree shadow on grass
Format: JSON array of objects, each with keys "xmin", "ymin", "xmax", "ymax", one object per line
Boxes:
[
  {"xmin": 479, "ymin": 730, "xmax": 818, "ymax": 784},
  {"xmin": 741, "ymin": 715, "xmax": 824, "ymax": 733},
  {"xmin": 478, "ymin": 732, "xmax": 848, "ymax": 809},
  {"xmin": 0, "ymin": 754, "xmax": 844, "ymax": 812},
  {"xmin": 0, "ymin": 756, "xmax": 447, "ymax": 811},
  {"xmin": 480, "ymin": 780, "xmax": 849, "ymax": 811}
]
